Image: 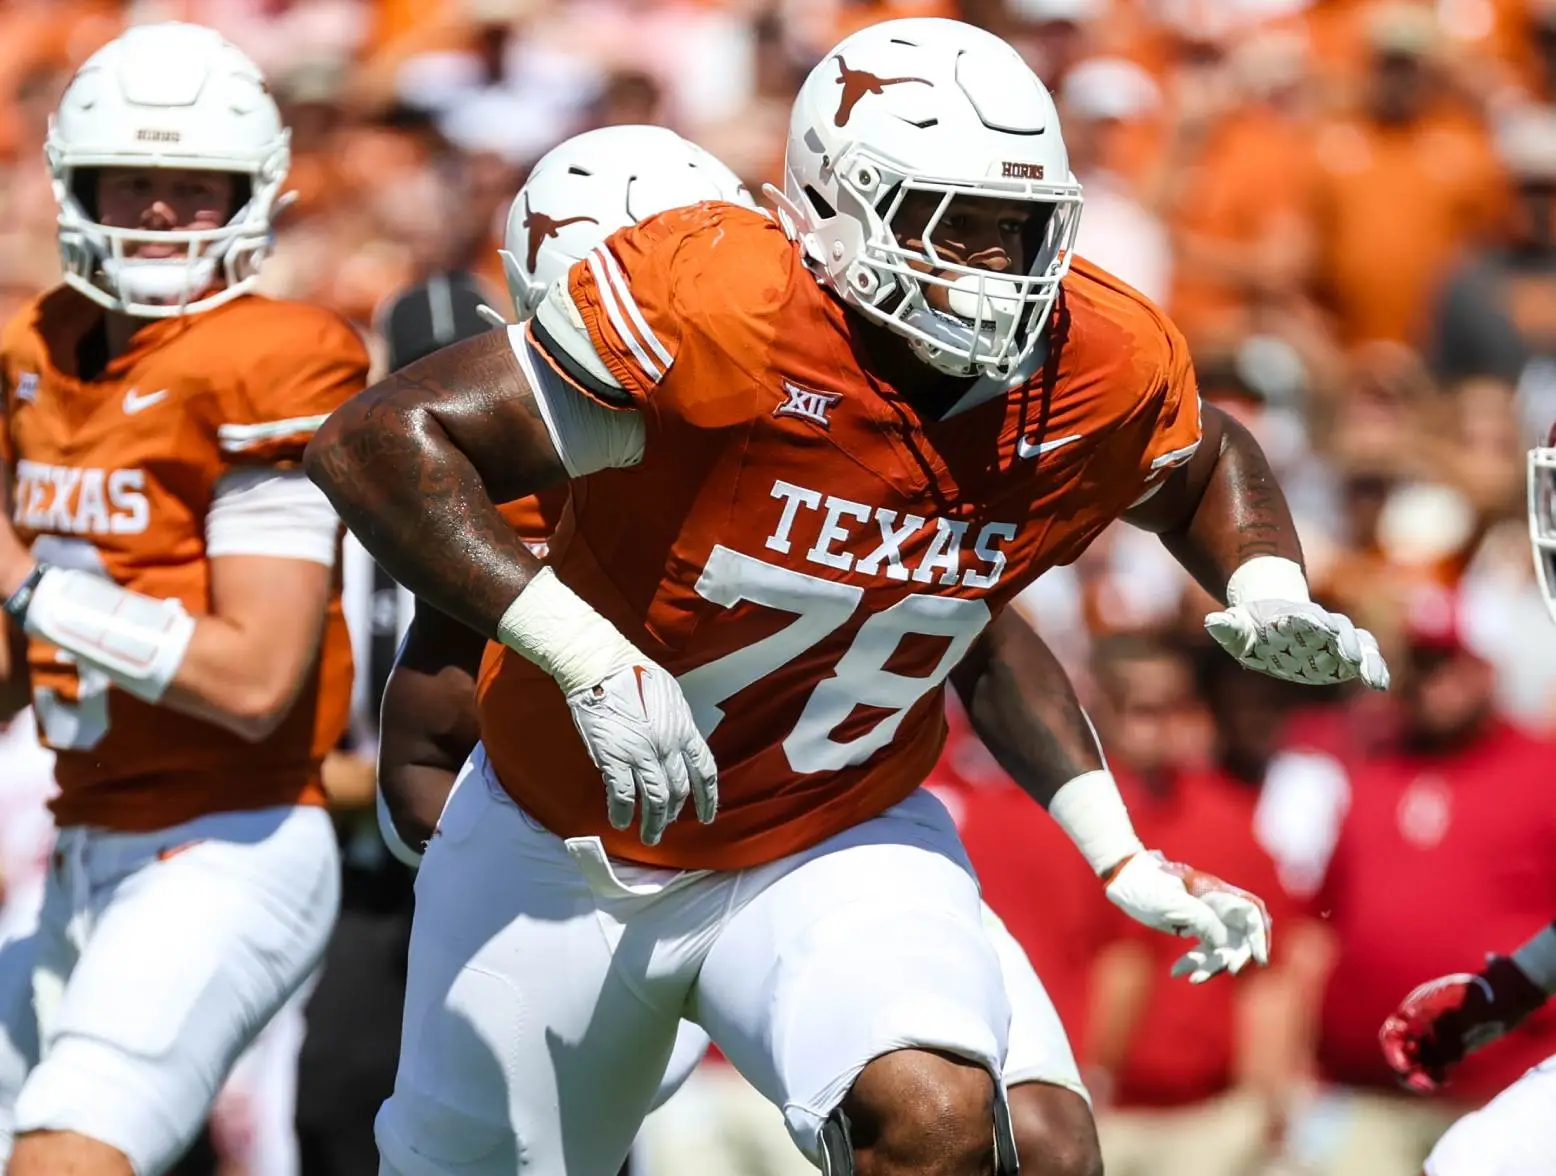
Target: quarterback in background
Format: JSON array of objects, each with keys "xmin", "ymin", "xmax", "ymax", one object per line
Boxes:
[
  {"xmin": 314, "ymin": 18, "xmax": 1385, "ymax": 1176},
  {"xmin": 377, "ymin": 123, "xmax": 1106, "ymax": 1170},
  {"xmin": 1376, "ymin": 427, "xmax": 1556, "ymax": 1176},
  {"xmin": 0, "ymin": 22, "xmax": 361, "ymax": 1176}
]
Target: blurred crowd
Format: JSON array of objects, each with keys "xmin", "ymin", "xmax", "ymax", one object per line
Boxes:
[{"xmin": 4, "ymin": 0, "xmax": 1556, "ymax": 1175}]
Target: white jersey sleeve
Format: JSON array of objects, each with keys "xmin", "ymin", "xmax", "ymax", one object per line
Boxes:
[
  {"xmin": 508, "ymin": 318, "xmax": 644, "ymax": 479},
  {"xmin": 205, "ymin": 467, "xmax": 342, "ymax": 566}
]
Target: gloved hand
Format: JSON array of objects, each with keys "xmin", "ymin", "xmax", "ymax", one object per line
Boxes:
[
  {"xmin": 1103, "ymin": 851, "xmax": 1273, "ymax": 983},
  {"xmin": 1206, "ymin": 599, "xmax": 1390, "ymax": 691},
  {"xmin": 1380, "ymin": 957, "xmax": 1550, "ymax": 1094},
  {"xmin": 567, "ymin": 661, "xmax": 719, "ymax": 846},
  {"xmin": 497, "ymin": 567, "xmax": 719, "ymax": 847}
]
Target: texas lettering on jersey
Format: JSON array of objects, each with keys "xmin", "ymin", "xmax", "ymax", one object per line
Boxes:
[
  {"xmin": 477, "ymin": 203, "xmax": 1202, "ymax": 871},
  {"xmin": 0, "ymin": 286, "xmax": 368, "ymax": 831},
  {"xmin": 12, "ymin": 461, "xmax": 149, "ymax": 536},
  {"xmin": 766, "ymin": 479, "xmax": 1018, "ymax": 589}
]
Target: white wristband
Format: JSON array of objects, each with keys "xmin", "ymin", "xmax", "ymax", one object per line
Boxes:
[
  {"xmin": 1226, "ymin": 556, "xmax": 1310, "ymax": 607},
  {"xmin": 496, "ymin": 566, "xmax": 643, "ymax": 695},
  {"xmin": 24, "ymin": 567, "xmax": 194, "ymax": 703},
  {"xmin": 1048, "ymin": 770, "xmax": 1146, "ymax": 877},
  {"xmin": 1513, "ymin": 923, "xmax": 1556, "ymax": 995}
]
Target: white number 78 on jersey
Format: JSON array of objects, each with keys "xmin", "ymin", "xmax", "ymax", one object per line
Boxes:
[{"xmin": 678, "ymin": 546, "xmax": 990, "ymax": 774}]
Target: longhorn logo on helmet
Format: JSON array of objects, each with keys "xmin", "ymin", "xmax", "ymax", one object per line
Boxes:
[
  {"xmin": 522, "ymin": 195, "xmax": 599, "ymax": 272},
  {"xmin": 832, "ymin": 55, "xmax": 931, "ymax": 127}
]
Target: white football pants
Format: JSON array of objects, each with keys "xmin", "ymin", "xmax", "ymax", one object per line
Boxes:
[
  {"xmin": 377, "ymin": 745, "xmax": 1084, "ymax": 1176},
  {"xmin": 0, "ymin": 804, "xmax": 339, "ymax": 1176},
  {"xmin": 649, "ymin": 899, "xmax": 1087, "ymax": 1108}
]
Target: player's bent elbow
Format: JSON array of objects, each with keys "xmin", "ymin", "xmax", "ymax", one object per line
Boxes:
[
  {"xmin": 217, "ymin": 679, "xmax": 301, "ymax": 743},
  {"xmin": 301, "ymin": 408, "xmax": 354, "ymax": 497}
]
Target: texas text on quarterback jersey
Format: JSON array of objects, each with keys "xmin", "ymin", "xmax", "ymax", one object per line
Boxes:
[
  {"xmin": 478, "ymin": 203, "xmax": 1202, "ymax": 869},
  {"xmin": 0, "ymin": 287, "xmax": 367, "ymax": 831}
]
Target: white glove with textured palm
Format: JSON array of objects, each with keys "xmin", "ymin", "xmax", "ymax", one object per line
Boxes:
[
  {"xmin": 565, "ymin": 662, "xmax": 718, "ymax": 845},
  {"xmin": 1105, "ymin": 851, "xmax": 1273, "ymax": 984},
  {"xmin": 497, "ymin": 568, "xmax": 718, "ymax": 846},
  {"xmin": 1205, "ymin": 557, "xmax": 1389, "ymax": 690}
]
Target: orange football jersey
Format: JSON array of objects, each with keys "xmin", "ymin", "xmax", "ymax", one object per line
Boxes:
[
  {"xmin": 0, "ymin": 287, "xmax": 367, "ymax": 831},
  {"xmin": 478, "ymin": 204, "xmax": 1201, "ymax": 869},
  {"xmin": 497, "ymin": 488, "xmax": 567, "ymax": 551}
]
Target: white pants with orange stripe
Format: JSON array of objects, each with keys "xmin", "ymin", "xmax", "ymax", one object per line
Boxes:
[
  {"xmin": 0, "ymin": 804, "xmax": 339, "ymax": 1176},
  {"xmin": 1425, "ymin": 1055, "xmax": 1556, "ymax": 1176},
  {"xmin": 376, "ymin": 744, "xmax": 1080, "ymax": 1176}
]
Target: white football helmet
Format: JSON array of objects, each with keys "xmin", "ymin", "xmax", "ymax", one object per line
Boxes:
[
  {"xmin": 499, "ymin": 124, "xmax": 754, "ymax": 321},
  {"xmin": 46, "ymin": 22, "xmax": 290, "ymax": 318},
  {"xmin": 1530, "ymin": 423, "xmax": 1556, "ymax": 625},
  {"xmin": 775, "ymin": 18, "xmax": 1083, "ymax": 378}
]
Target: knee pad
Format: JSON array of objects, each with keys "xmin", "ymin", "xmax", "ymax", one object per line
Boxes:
[
  {"xmin": 818, "ymin": 1106, "xmax": 856, "ymax": 1176},
  {"xmin": 993, "ymin": 1079, "xmax": 1020, "ymax": 1176}
]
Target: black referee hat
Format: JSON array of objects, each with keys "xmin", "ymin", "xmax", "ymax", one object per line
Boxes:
[{"xmin": 376, "ymin": 271, "xmax": 503, "ymax": 370}]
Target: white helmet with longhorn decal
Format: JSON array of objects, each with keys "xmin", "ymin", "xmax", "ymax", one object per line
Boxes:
[
  {"xmin": 773, "ymin": 18, "xmax": 1084, "ymax": 378},
  {"xmin": 499, "ymin": 125, "xmax": 754, "ymax": 321}
]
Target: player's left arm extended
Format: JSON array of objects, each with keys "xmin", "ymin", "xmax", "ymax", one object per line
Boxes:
[
  {"xmin": 1125, "ymin": 404, "xmax": 1389, "ymax": 690},
  {"xmin": 953, "ymin": 608, "xmax": 1272, "ymax": 983}
]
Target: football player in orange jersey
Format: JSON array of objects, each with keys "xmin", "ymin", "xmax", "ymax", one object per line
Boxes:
[
  {"xmin": 311, "ymin": 19, "xmax": 1388, "ymax": 1176},
  {"xmin": 378, "ymin": 123, "xmax": 1108, "ymax": 1175},
  {"xmin": 0, "ymin": 22, "xmax": 362, "ymax": 1176}
]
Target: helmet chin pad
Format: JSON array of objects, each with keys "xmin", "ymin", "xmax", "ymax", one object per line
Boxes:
[
  {"xmin": 101, "ymin": 256, "xmax": 219, "ymax": 308},
  {"xmin": 902, "ymin": 272, "xmax": 1027, "ymax": 376}
]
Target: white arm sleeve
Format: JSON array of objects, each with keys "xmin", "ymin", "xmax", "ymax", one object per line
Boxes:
[
  {"xmin": 508, "ymin": 324, "xmax": 644, "ymax": 478},
  {"xmin": 205, "ymin": 468, "xmax": 342, "ymax": 566}
]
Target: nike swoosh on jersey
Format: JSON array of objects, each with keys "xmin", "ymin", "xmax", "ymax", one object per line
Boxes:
[
  {"xmin": 123, "ymin": 388, "xmax": 170, "ymax": 414},
  {"xmin": 1015, "ymin": 433, "xmax": 1084, "ymax": 460}
]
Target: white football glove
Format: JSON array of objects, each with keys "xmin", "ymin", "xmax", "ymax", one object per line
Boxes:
[
  {"xmin": 1205, "ymin": 557, "xmax": 1389, "ymax": 690},
  {"xmin": 1205, "ymin": 599, "xmax": 1389, "ymax": 690},
  {"xmin": 1104, "ymin": 851, "xmax": 1273, "ymax": 984},
  {"xmin": 566, "ymin": 662, "xmax": 718, "ymax": 846},
  {"xmin": 497, "ymin": 568, "xmax": 718, "ymax": 846}
]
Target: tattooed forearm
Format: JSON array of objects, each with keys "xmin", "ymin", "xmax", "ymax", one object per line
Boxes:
[
  {"xmin": 1229, "ymin": 468, "xmax": 1286, "ymax": 565},
  {"xmin": 1142, "ymin": 405, "xmax": 1303, "ymax": 603},
  {"xmin": 305, "ymin": 329, "xmax": 569, "ymax": 639},
  {"xmin": 951, "ymin": 610, "xmax": 1104, "ymax": 807}
]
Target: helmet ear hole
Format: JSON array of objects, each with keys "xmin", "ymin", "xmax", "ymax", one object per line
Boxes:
[{"xmin": 803, "ymin": 185, "xmax": 836, "ymax": 220}]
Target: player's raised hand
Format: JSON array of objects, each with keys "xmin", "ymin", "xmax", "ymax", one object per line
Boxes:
[
  {"xmin": 1380, "ymin": 959, "xmax": 1549, "ymax": 1094},
  {"xmin": 565, "ymin": 662, "xmax": 718, "ymax": 845},
  {"xmin": 1205, "ymin": 598, "xmax": 1389, "ymax": 691},
  {"xmin": 1103, "ymin": 852, "xmax": 1272, "ymax": 984}
]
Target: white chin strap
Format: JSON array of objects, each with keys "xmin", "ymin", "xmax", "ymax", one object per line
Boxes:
[
  {"xmin": 101, "ymin": 256, "xmax": 220, "ymax": 309},
  {"xmin": 904, "ymin": 274, "xmax": 1024, "ymax": 377}
]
